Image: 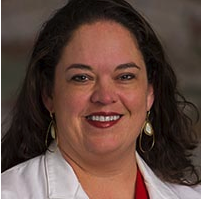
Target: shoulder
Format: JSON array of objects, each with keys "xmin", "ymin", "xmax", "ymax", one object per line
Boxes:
[
  {"xmin": 165, "ymin": 182, "xmax": 201, "ymax": 199},
  {"xmin": 1, "ymin": 154, "xmax": 47, "ymax": 199},
  {"xmin": 135, "ymin": 152, "xmax": 201, "ymax": 199}
]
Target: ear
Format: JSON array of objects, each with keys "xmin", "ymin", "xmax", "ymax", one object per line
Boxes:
[
  {"xmin": 147, "ymin": 84, "xmax": 154, "ymax": 111},
  {"xmin": 42, "ymin": 89, "xmax": 54, "ymax": 113}
]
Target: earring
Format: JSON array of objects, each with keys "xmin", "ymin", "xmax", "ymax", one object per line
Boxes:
[
  {"xmin": 50, "ymin": 113, "xmax": 56, "ymax": 139},
  {"xmin": 139, "ymin": 111, "xmax": 155, "ymax": 153},
  {"xmin": 45, "ymin": 112, "xmax": 57, "ymax": 149}
]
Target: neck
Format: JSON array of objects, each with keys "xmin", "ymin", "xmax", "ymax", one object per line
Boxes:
[
  {"xmin": 59, "ymin": 145, "xmax": 137, "ymax": 199},
  {"xmin": 59, "ymin": 143, "xmax": 137, "ymax": 176}
]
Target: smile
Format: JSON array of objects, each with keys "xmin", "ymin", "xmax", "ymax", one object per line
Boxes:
[
  {"xmin": 86, "ymin": 115, "xmax": 121, "ymax": 122},
  {"xmin": 85, "ymin": 112, "xmax": 123, "ymax": 128}
]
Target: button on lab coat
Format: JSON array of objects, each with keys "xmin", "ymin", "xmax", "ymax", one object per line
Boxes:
[{"xmin": 1, "ymin": 143, "xmax": 201, "ymax": 199}]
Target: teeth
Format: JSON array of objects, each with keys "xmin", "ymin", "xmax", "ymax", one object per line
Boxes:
[{"xmin": 87, "ymin": 115, "xmax": 121, "ymax": 122}]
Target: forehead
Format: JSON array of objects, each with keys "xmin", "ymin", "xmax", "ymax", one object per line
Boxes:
[
  {"xmin": 71, "ymin": 20, "xmax": 138, "ymax": 47},
  {"xmin": 59, "ymin": 20, "xmax": 145, "ymax": 69}
]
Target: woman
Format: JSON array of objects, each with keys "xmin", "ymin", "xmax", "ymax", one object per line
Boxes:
[{"xmin": 1, "ymin": 0, "xmax": 200, "ymax": 199}]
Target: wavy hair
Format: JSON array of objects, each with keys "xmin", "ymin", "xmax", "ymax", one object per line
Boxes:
[{"xmin": 2, "ymin": 0, "xmax": 200, "ymax": 185}]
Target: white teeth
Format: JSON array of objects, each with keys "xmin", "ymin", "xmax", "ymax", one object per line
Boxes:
[{"xmin": 87, "ymin": 115, "xmax": 121, "ymax": 122}]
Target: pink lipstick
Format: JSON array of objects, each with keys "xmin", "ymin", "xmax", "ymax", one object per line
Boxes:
[{"xmin": 85, "ymin": 112, "xmax": 123, "ymax": 128}]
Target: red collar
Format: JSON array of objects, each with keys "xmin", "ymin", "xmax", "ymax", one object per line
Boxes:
[{"xmin": 134, "ymin": 167, "xmax": 149, "ymax": 199}]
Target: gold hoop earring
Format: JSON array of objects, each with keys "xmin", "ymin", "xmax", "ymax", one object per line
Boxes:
[
  {"xmin": 139, "ymin": 111, "xmax": 155, "ymax": 153},
  {"xmin": 45, "ymin": 112, "xmax": 58, "ymax": 150}
]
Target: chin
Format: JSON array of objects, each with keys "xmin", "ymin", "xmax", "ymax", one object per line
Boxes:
[{"xmin": 84, "ymin": 138, "xmax": 122, "ymax": 155}]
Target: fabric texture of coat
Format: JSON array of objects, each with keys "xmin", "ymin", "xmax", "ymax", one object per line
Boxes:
[{"xmin": 1, "ymin": 142, "xmax": 201, "ymax": 199}]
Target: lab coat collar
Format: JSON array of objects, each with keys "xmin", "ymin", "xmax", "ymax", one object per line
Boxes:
[
  {"xmin": 136, "ymin": 152, "xmax": 179, "ymax": 199},
  {"xmin": 46, "ymin": 143, "xmax": 88, "ymax": 199}
]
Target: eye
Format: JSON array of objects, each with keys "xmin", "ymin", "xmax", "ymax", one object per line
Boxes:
[
  {"xmin": 117, "ymin": 73, "xmax": 136, "ymax": 81},
  {"xmin": 71, "ymin": 74, "xmax": 93, "ymax": 82}
]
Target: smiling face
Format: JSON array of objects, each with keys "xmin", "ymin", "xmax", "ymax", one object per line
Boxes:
[{"xmin": 43, "ymin": 21, "xmax": 154, "ymax": 162}]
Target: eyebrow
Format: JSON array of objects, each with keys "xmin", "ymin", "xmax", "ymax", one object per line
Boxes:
[
  {"xmin": 65, "ymin": 62, "xmax": 141, "ymax": 72},
  {"xmin": 115, "ymin": 62, "xmax": 141, "ymax": 71},
  {"xmin": 65, "ymin": 64, "xmax": 93, "ymax": 72}
]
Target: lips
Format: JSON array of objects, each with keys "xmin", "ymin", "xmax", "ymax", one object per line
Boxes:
[{"xmin": 85, "ymin": 112, "xmax": 123, "ymax": 128}]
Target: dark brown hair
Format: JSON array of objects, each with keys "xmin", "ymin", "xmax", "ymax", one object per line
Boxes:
[{"xmin": 2, "ymin": 0, "xmax": 200, "ymax": 185}]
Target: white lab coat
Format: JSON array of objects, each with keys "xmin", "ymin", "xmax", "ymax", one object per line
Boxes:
[{"xmin": 1, "ymin": 142, "xmax": 201, "ymax": 199}]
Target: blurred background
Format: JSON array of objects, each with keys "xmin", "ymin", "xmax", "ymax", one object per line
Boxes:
[{"xmin": 2, "ymin": 0, "xmax": 201, "ymax": 165}]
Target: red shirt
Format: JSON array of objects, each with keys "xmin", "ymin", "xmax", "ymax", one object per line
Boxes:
[{"xmin": 134, "ymin": 168, "xmax": 149, "ymax": 199}]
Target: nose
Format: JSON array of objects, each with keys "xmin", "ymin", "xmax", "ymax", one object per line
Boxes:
[{"xmin": 90, "ymin": 81, "xmax": 118, "ymax": 105}]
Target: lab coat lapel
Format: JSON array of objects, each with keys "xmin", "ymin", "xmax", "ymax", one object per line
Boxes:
[
  {"xmin": 46, "ymin": 142, "xmax": 89, "ymax": 199},
  {"xmin": 136, "ymin": 152, "xmax": 179, "ymax": 199}
]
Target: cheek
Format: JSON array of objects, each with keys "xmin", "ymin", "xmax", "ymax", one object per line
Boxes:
[
  {"xmin": 53, "ymin": 86, "xmax": 90, "ymax": 120},
  {"xmin": 116, "ymin": 89, "xmax": 148, "ymax": 145},
  {"xmin": 119, "ymin": 87, "xmax": 149, "ymax": 134},
  {"xmin": 119, "ymin": 88, "xmax": 148, "ymax": 114},
  {"xmin": 53, "ymin": 88, "xmax": 90, "ymax": 144}
]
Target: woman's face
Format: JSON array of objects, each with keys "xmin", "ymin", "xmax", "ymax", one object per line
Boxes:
[{"xmin": 44, "ymin": 21, "xmax": 154, "ymax": 159}]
